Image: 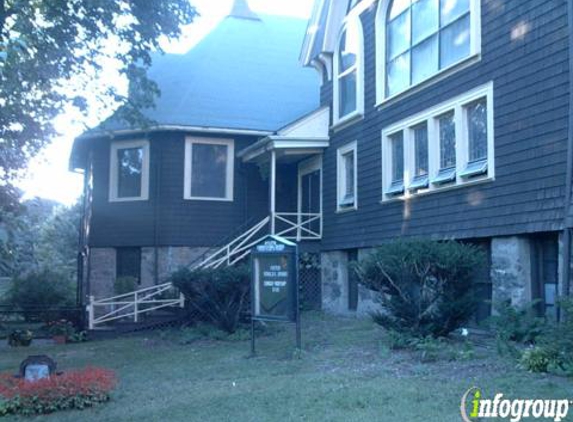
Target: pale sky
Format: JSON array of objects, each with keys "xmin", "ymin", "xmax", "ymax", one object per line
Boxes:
[{"xmin": 18, "ymin": 0, "xmax": 314, "ymax": 205}]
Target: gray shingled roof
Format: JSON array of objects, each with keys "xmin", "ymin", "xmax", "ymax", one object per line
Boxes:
[{"xmin": 94, "ymin": 13, "xmax": 319, "ymax": 133}]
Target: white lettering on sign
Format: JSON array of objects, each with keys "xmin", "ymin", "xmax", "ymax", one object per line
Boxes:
[{"xmin": 263, "ymin": 281, "xmax": 287, "ymax": 287}]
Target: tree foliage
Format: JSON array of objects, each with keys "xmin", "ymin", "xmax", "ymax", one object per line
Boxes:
[
  {"xmin": 0, "ymin": 0, "xmax": 197, "ymax": 198},
  {"xmin": 0, "ymin": 197, "xmax": 80, "ymax": 279}
]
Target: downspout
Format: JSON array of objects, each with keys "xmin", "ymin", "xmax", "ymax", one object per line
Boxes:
[
  {"xmin": 153, "ymin": 135, "xmax": 161, "ymax": 285},
  {"xmin": 563, "ymin": 0, "xmax": 573, "ymax": 300}
]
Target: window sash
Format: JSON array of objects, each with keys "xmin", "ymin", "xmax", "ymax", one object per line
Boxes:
[
  {"xmin": 109, "ymin": 140, "xmax": 150, "ymax": 202},
  {"xmin": 382, "ymin": 83, "xmax": 493, "ymax": 200},
  {"xmin": 337, "ymin": 143, "xmax": 357, "ymax": 210},
  {"xmin": 185, "ymin": 138, "xmax": 234, "ymax": 201},
  {"xmin": 385, "ymin": 0, "xmax": 472, "ymax": 98}
]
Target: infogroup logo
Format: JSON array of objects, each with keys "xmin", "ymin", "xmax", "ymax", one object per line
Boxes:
[{"xmin": 461, "ymin": 387, "xmax": 571, "ymax": 422}]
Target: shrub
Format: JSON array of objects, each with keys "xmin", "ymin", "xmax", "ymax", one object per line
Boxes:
[
  {"xmin": 519, "ymin": 346, "xmax": 559, "ymax": 373},
  {"xmin": 0, "ymin": 367, "xmax": 116, "ymax": 416},
  {"xmin": 535, "ymin": 297, "xmax": 573, "ymax": 375},
  {"xmin": 7, "ymin": 329, "xmax": 33, "ymax": 347},
  {"xmin": 170, "ymin": 265, "xmax": 250, "ymax": 334},
  {"xmin": 355, "ymin": 239, "xmax": 485, "ymax": 337},
  {"xmin": 3, "ymin": 269, "xmax": 75, "ymax": 321},
  {"xmin": 47, "ymin": 319, "xmax": 75, "ymax": 337},
  {"xmin": 488, "ymin": 300, "xmax": 545, "ymax": 345}
]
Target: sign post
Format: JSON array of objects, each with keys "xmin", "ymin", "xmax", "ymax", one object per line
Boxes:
[{"xmin": 250, "ymin": 235, "xmax": 300, "ymax": 355}]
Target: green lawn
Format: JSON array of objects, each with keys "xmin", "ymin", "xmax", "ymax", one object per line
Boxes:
[{"xmin": 1, "ymin": 313, "xmax": 571, "ymax": 421}]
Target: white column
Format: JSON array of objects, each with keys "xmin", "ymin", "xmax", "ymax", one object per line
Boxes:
[{"xmin": 270, "ymin": 150, "xmax": 276, "ymax": 235}]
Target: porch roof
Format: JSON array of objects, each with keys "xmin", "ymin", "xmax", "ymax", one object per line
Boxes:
[
  {"xmin": 238, "ymin": 106, "xmax": 330, "ymax": 162},
  {"xmin": 238, "ymin": 135, "xmax": 329, "ymax": 162}
]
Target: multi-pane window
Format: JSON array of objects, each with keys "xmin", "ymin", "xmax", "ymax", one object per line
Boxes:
[
  {"xmin": 461, "ymin": 99, "xmax": 489, "ymax": 177},
  {"xmin": 109, "ymin": 140, "xmax": 150, "ymax": 201},
  {"xmin": 385, "ymin": 0, "xmax": 473, "ymax": 98},
  {"xmin": 434, "ymin": 111, "xmax": 457, "ymax": 184},
  {"xmin": 337, "ymin": 142, "xmax": 357, "ymax": 210},
  {"xmin": 335, "ymin": 19, "xmax": 363, "ymax": 123},
  {"xmin": 185, "ymin": 138, "xmax": 234, "ymax": 201},
  {"xmin": 382, "ymin": 83, "xmax": 493, "ymax": 200},
  {"xmin": 411, "ymin": 123, "xmax": 429, "ymax": 190},
  {"xmin": 387, "ymin": 132, "xmax": 404, "ymax": 195}
]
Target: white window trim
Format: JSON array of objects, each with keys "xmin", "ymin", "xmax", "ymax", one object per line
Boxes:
[
  {"xmin": 382, "ymin": 82, "xmax": 494, "ymax": 202},
  {"xmin": 375, "ymin": 0, "xmax": 482, "ymax": 106},
  {"xmin": 184, "ymin": 137, "xmax": 234, "ymax": 202},
  {"xmin": 336, "ymin": 141, "xmax": 358, "ymax": 212},
  {"xmin": 109, "ymin": 140, "xmax": 150, "ymax": 202},
  {"xmin": 333, "ymin": 17, "xmax": 365, "ymax": 128}
]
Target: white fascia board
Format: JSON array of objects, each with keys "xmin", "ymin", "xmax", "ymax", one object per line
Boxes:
[{"xmin": 77, "ymin": 125, "xmax": 273, "ymax": 140}]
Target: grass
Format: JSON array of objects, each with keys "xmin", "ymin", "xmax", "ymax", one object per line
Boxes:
[{"xmin": 1, "ymin": 312, "xmax": 572, "ymax": 421}]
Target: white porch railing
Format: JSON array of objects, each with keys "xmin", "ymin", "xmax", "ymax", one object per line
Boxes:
[
  {"xmin": 191, "ymin": 216, "xmax": 271, "ymax": 270},
  {"xmin": 88, "ymin": 282, "xmax": 184, "ymax": 330},
  {"xmin": 273, "ymin": 212, "xmax": 322, "ymax": 241},
  {"xmin": 87, "ymin": 212, "xmax": 322, "ymax": 330}
]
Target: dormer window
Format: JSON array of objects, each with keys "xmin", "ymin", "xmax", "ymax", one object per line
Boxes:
[
  {"xmin": 377, "ymin": 0, "xmax": 481, "ymax": 102},
  {"xmin": 333, "ymin": 18, "xmax": 364, "ymax": 126}
]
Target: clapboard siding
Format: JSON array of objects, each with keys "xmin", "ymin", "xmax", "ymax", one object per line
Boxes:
[
  {"xmin": 89, "ymin": 131, "xmax": 269, "ymax": 248},
  {"xmin": 320, "ymin": 0, "xmax": 569, "ymax": 251}
]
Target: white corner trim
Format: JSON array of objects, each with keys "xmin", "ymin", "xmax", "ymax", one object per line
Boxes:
[
  {"xmin": 109, "ymin": 139, "xmax": 150, "ymax": 202},
  {"xmin": 184, "ymin": 136, "xmax": 235, "ymax": 202}
]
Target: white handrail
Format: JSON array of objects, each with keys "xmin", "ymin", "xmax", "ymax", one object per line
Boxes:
[
  {"xmin": 273, "ymin": 212, "xmax": 322, "ymax": 240},
  {"xmin": 88, "ymin": 283, "xmax": 184, "ymax": 330},
  {"xmin": 87, "ymin": 212, "xmax": 321, "ymax": 330},
  {"xmin": 192, "ymin": 216, "xmax": 270, "ymax": 270}
]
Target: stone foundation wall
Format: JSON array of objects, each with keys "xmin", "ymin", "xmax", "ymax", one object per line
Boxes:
[
  {"xmin": 89, "ymin": 246, "xmax": 211, "ymax": 298},
  {"xmin": 321, "ymin": 248, "xmax": 379, "ymax": 316},
  {"xmin": 490, "ymin": 236, "xmax": 532, "ymax": 307},
  {"xmin": 89, "ymin": 248, "xmax": 116, "ymax": 299}
]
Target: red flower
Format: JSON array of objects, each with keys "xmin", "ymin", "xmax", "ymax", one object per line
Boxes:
[{"xmin": 0, "ymin": 367, "xmax": 117, "ymax": 415}]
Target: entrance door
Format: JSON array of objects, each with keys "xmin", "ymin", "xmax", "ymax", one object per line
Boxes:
[{"xmin": 298, "ymin": 157, "xmax": 322, "ymax": 239}]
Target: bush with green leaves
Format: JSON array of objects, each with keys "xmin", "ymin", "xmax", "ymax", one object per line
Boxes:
[
  {"xmin": 519, "ymin": 346, "xmax": 560, "ymax": 373},
  {"xmin": 355, "ymin": 239, "xmax": 485, "ymax": 338},
  {"xmin": 534, "ymin": 297, "xmax": 573, "ymax": 375},
  {"xmin": 488, "ymin": 300, "xmax": 545, "ymax": 345},
  {"xmin": 170, "ymin": 265, "xmax": 250, "ymax": 334},
  {"xmin": 3, "ymin": 269, "xmax": 75, "ymax": 321}
]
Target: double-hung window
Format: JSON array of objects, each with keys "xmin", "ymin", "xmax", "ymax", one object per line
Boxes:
[
  {"xmin": 337, "ymin": 142, "xmax": 358, "ymax": 211},
  {"xmin": 378, "ymin": 0, "xmax": 480, "ymax": 101},
  {"xmin": 184, "ymin": 137, "xmax": 234, "ymax": 201},
  {"xmin": 109, "ymin": 140, "xmax": 150, "ymax": 202},
  {"xmin": 334, "ymin": 18, "xmax": 364, "ymax": 125},
  {"xmin": 382, "ymin": 82, "xmax": 493, "ymax": 200}
]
